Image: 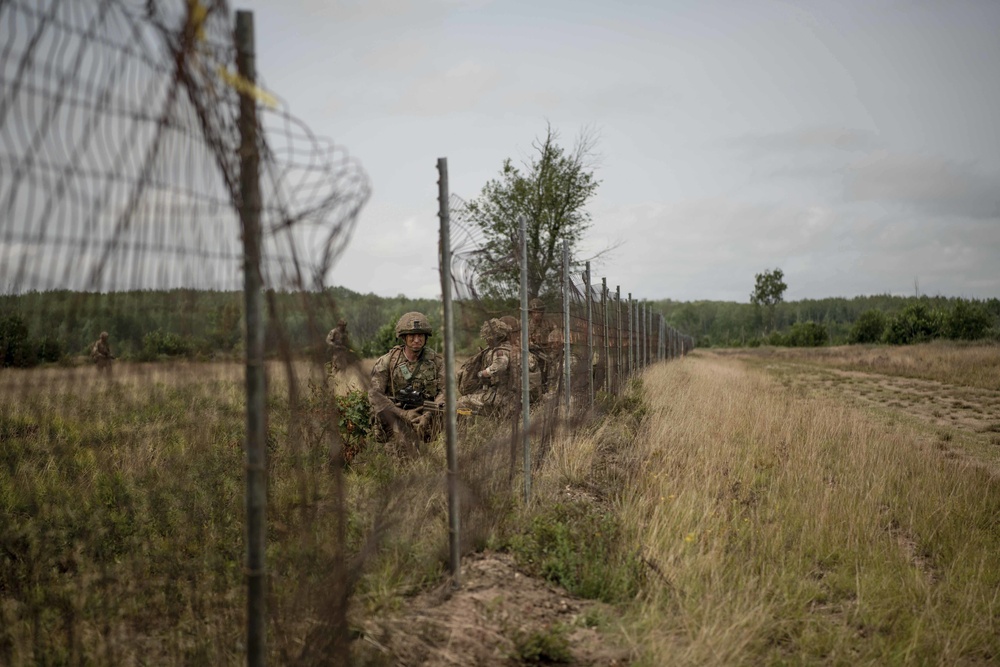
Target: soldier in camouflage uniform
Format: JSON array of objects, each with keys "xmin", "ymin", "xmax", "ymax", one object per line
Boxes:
[
  {"xmin": 499, "ymin": 314, "xmax": 543, "ymax": 401},
  {"xmin": 369, "ymin": 312, "xmax": 445, "ymax": 454},
  {"xmin": 90, "ymin": 331, "xmax": 113, "ymax": 374},
  {"xmin": 325, "ymin": 318, "xmax": 351, "ymax": 373},
  {"xmin": 457, "ymin": 319, "xmax": 515, "ymax": 417},
  {"xmin": 527, "ymin": 298, "xmax": 556, "ymax": 394}
]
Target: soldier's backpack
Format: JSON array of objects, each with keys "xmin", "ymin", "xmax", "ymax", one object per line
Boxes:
[{"xmin": 457, "ymin": 348, "xmax": 488, "ymax": 396}]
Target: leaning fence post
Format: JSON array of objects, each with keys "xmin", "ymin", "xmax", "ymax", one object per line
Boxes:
[
  {"xmin": 236, "ymin": 11, "xmax": 266, "ymax": 667},
  {"xmin": 437, "ymin": 158, "xmax": 460, "ymax": 586},
  {"xmin": 519, "ymin": 215, "xmax": 531, "ymax": 502}
]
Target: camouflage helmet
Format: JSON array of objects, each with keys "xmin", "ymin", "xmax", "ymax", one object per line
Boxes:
[
  {"xmin": 337, "ymin": 318, "xmax": 347, "ymax": 327},
  {"xmin": 395, "ymin": 311, "xmax": 433, "ymax": 339},
  {"xmin": 480, "ymin": 318, "xmax": 510, "ymax": 344},
  {"xmin": 99, "ymin": 331, "xmax": 109, "ymax": 339},
  {"xmin": 528, "ymin": 298, "xmax": 545, "ymax": 313},
  {"xmin": 499, "ymin": 315, "xmax": 519, "ymax": 332}
]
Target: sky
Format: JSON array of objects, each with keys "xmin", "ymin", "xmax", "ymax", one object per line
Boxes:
[{"xmin": 235, "ymin": 0, "xmax": 999, "ymax": 303}]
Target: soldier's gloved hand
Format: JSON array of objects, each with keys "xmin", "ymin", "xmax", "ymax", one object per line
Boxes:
[{"xmin": 403, "ymin": 409, "xmax": 423, "ymax": 426}]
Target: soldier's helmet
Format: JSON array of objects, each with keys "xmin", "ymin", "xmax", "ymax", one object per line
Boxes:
[
  {"xmin": 99, "ymin": 331, "xmax": 109, "ymax": 339},
  {"xmin": 528, "ymin": 298, "xmax": 545, "ymax": 313},
  {"xmin": 499, "ymin": 315, "xmax": 519, "ymax": 333},
  {"xmin": 337, "ymin": 319, "xmax": 347, "ymax": 328},
  {"xmin": 480, "ymin": 318, "xmax": 511, "ymax": 345},
  {"xmin": 395, "ymin": 312, "xmax": 433, "ymax": 339}
]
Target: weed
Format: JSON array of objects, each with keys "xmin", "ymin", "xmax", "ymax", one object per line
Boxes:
[{"xmin": 508, "ymin": 623, "xmax": 572, "ymax": 664}]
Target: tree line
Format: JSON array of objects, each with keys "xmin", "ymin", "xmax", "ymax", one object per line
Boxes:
[
  {"xmin": 2, "ymin": 287, "xmax": 996, "ymax": 369},
  {"xmin": 653, "ymin": 293, "xmax": 999, "ymax": 348}
]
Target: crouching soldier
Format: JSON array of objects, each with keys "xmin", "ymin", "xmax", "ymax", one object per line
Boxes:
[
  {"xmin": 368, "ymin": 312, "xmax": 444, "ymax": 455},
  {"xmin": 457, "ymin": 318, "xmax": 516, "ymax": 418}
]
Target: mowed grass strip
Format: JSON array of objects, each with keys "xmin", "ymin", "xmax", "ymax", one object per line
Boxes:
[{"xmin": 620, "ymin": 353, "xmax": 1000, "ymax": 665}]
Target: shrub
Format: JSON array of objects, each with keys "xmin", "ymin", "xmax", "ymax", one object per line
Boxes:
[
  {"xmin": 335, "ymin": 389, "xmax": 371, "ymax": 464},
  {"xmin": 0, "ymin": 313, "xmax": 37, "ymax": 367},
  {"xmin": 785, "ymin": 321, "xmax": 829, "ymax": 347},
  {"xmin": 359, "ymin": 320, "xmax": 397, "ymax": 358},
  {"xmin": 882, "ymin": 303, "xmax": 943, "ymax": 345},
  {"xmin": 140, "ymin": 329, "xmax": 194, "ymax": 359},
  {"xmin": 943, "ymin": 300, "xmax": 993, "ymax": 341},
  {"xmin": 35, "ymin": 336, "xmax": 66, "ymax": 363},
  {"xmin": 849, "ymin": 309, "xmax": 887, "ymax": 344}
]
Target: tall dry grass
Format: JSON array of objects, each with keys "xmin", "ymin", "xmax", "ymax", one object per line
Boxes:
[{"xmin": 610, "ymin": 353, "xmax": 1000, "ymax": 664}]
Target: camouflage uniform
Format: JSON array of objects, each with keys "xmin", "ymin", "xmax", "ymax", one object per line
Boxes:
[
  {"xmin": 527, "ymin": 299, "xmax": 556, "ymax": 394},
  {"xmin": 458, "ymin": 319, "xmax": 515, "ymax": 417},
  {"xmin": 91, "ymin": 332, "xmax": 113, "ymax": 373},
  {"xmin": 369, "ymin": 312, "xmax": 444, "ymax": 452},
  {"xmin": 326, "ymin": 319, "xmax": 350, "ymax": 373}
]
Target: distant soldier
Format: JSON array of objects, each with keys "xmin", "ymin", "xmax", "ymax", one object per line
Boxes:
[
  {"xmin": 458, "ymin": 319, "xmax": 515, "ymax": 418},
  {"xmin": 326, "ymin": 318, "xmax": 351, "ymax": 373},
  {"xmin": 498, "ymin": 314, "xmax": 543, "ymax": 401},
  {"xmin": 90, "ymin": 331, "xmax": 113, "ymax": 374},
  {"xmin": 527, "ymin": 298, "xmax": 556, "ymax": 394},
  {"xmin": 369, "ymin": 312, "xmax": 445, "ymax": 454}
]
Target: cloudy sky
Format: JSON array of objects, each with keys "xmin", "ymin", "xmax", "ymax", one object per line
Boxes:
[{"xmin": 237, "ymin": 0, "xmax": 999, "ymax": 303}]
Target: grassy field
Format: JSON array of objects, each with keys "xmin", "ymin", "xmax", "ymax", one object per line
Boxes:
[
  {"xmin": 2, "ymin": 343, "xmax": 999, "ymax": 665},
  {"xmin": 617, "ymin": 347, "xmax": 1000, "ymax": 665}
]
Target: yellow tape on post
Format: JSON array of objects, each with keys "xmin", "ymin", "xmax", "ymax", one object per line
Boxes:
[{"xmin": 217, "ymin": 66, "xmax": 279, "ymax": 109}]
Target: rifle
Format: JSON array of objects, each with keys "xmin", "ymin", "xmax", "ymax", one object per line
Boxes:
[
  {"xmin": 420, "ymin": 400, "xmax": 477, "ymax": 417},
  {"xmin": 392, "ymin": 387, "xmax": 477, "ymax": 417}
]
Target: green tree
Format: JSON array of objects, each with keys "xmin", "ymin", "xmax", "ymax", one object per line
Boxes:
[
  {"xmin": 750, "ymin": 268, "xmax": 787, "ymax": 333},
  {"xmin": 943, "ymin": 300, "xmax": 993, "ymax": 341},
  {"xmin": 463, "ymin": 124, "xmax": 601, "ymax": 300},
  {"xmin": 882, "ymin": 303, "xmax": 943, "ymax": 345}
]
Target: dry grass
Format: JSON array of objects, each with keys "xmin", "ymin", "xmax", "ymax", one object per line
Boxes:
[
  {"xmin": 612, "ymin": 352, "xmax": 1000, "ymax": 665},
  {"xmin": 720, "ymin": 341, "xmax": 1000, "ymax": 391}
]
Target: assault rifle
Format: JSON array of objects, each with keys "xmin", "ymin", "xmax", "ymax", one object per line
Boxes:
[{"xmin": 392, "ymin": 387, "xmax": 476, "ymax": 416}]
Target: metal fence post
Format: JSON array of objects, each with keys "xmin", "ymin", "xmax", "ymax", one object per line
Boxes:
[
  {"xmin": 585, "ymin": 262, "xmax": 593, "ymax": 409},
  {"xmin": 519, "ymin": 215, "xmax": 530, "ymax": 502},
  {"xmin": 562, "ymin": 240, "xmax": 571, "ymax": 414},
  {"xmin": 615, "ymin": 286, "xmax": 622, "ymax": 390},
  {"xmin": 601, "ymin": 278, "xmax": 609, "ymax": 395},
  {"xmin": 627, "ymin": 293, "xmax": 633, "ymax": 377},
  {"xmin": 236, "ymin": 11, "xmax": 266, "ymax": 667},
  {"xmin": 437, "ymin": 158, "xmax": 460, "ymax": 586}
]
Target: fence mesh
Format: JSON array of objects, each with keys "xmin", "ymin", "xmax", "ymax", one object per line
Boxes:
[{"xmin": 1, "ymin": 2, "xmax": 692, "ymax": 663}]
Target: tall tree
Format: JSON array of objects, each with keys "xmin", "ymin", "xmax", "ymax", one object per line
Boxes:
[
  {"xmin": 463, "ymin": 124, "xmax": 600, "ymax": 300},
  {"xmin": 750, "ymin": 268, "xmax": 787, "ymax": 333}
]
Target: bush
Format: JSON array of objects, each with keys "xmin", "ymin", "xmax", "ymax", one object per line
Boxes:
[
  {"xmin": 849, "ymin": 309, "xmax": 887, "ymax": 344},
  {"xmin": 0, "ymin": 313, "xmax": 37, "ymax": 368},
  {"xmin": 785, "ymin": 321, "xmax": 829, "ymax": 347},
  {"xmin": 359, "ymin": 321, "xmax": 398, "ymax": 358},
  {"xmin": 335, "ymin": 389, "xmax": 371, "ymax": 464},
  {"xmin": 882, "ymin": 303, "xmax": 943, "ymax": 345},
  {"xmin": 36, "ymin": 336, "xmax": 66, "ymax": 363},
  {"xmin": 765, "ymin": 330, "xmax": 786, "ymax": 346},
  {"xmin": 140, "ymin": 329, "xmax": 194, "ymax": 360},
  {"xmin": 944, "ymin": 300, "xmax": 993, "ymax": 341}
]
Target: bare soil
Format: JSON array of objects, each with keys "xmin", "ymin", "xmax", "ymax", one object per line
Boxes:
[{"xmin": 355, "ymin": 551, "xmax": 631, "ymax": 666}]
